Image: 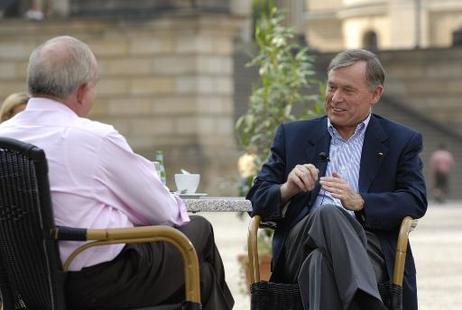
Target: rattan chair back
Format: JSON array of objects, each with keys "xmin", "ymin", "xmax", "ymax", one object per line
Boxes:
[{"xmin": 0, "ymin": 137, "xmax": 66, "ymax": 310}]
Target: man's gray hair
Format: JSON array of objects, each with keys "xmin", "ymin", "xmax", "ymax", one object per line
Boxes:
[
  {"xmin": 27, "ymin": 36, "xmax": 96, "ymax": 99},
  {"xmin": 328, "ymin": 49, "xmax": 385, "ymax": 90}
]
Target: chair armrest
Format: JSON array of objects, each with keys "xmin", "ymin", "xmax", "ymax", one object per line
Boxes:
[
  {"xmin": 392, "ymin": 216, "xmax": 418, "ymax": 286},
  {"xmin": 56, "ymin": 226, "xmax": 201, "ymax": 304},
  {"xmin": 248, "ymin": 215, "xmax": 262, "ymax": 284}
]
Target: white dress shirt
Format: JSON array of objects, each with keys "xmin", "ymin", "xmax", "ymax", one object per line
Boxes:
[{"xmin": 0, "ymin": 98, "xmax": 189, "ymax": 271}]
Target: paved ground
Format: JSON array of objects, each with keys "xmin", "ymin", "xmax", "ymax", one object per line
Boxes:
[{"xmin": 201, "ymin": 199, "xmax": 462, "ymax": 310}]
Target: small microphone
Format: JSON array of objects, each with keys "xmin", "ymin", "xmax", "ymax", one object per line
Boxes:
[
  {"xmin": 319, "ymin": 152, "xmax": 329, "ymax": 161},
  {"xmin": 377, "ymin": 152, "xmax": 384, "ymax": 159}
]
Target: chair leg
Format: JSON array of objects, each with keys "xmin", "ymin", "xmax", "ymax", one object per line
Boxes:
[
  {"xmin": 392, "ymin": 216, "xmax": 414, "ymax": 286},
  {"xmin": 248, "ymin": 215, "xmax": 262, "ymax": 284}
]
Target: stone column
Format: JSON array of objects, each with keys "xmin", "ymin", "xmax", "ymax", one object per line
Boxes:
[
  {"xmin": 172, "ymin": 15, "xmax": 244, "ymax": 195},
  {"xmin": 277, "ymin": 0, "xmax": 306, "ymax": 38},
  {"xmin": 389, "ymin": 0, "xmax": 418, "ymax": 49},
  {"xmin": 110, "ymin": 14, "xmax": 245, "ymax": 195}
]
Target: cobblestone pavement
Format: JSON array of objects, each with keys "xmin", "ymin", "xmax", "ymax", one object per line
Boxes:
[{"xmin": 201, "ymin": 200, "xmax": 462, "ymax": 310}]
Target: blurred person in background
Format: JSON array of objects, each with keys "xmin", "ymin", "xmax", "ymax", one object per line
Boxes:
[
  {"xmin": 0, "ymin": 0, "xmax": 47, "ymax": 19},
  {"xmin": 0, "ymin": 92, "xmax": 29, "ymax": 122},
  {"xmin": 24, "ymin": 0, "xmax": 46, "ymax": 20},
  {"xmin": 429, "ymin": 143, "xmax": 455, "ymax": 203}
]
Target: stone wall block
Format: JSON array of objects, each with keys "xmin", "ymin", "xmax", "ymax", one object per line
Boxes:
[
  {"xmin": 131, "ymin": 118, "xmax": 175, "ymax": 135},
  {"xmin": 445, "ymin": 80, "xmax": 462, "ymax": 94},
  {"xmin": 404, "ymin": 80, "xmax": 448, "ymax": 95},
  {"xmin": 215, "ymin": 117, "xmax": 234, "ymax": 135},
  {"xmin": 197, "ymin": 55, "xmax": 232, "ymax": 74},
  {"xmin": 89, "ymin": 40, "xmax": 128, "ymax": 57},
  {"xmin": 425, "ymin": 63, "xmax": 462, "ymax": 78},
  {"xmin": 152, "ymin": 97, "xmax": 197, "ymax": 114},
  {"xmin": 175, "ymin": 35, "xmax": 214, "ymax": 54},
  {"xmin": 0, "ymin": 43, "xmax": 34, "ymax": 60},
  {"xmin": 129, "ymin": 36, "xmax": 175, "ymax": 55},
  {"xmin": 15, "ymin": 62, "xmax": 28, "ymax": 80},
  {"xmin": 196, "ymin": 116, "xmax": 233, "ymax": 136},
  {"xmin": 198, "ymin": 96, "xmax": 233, "ymax": 114},
  {"xmin": 152, "ymin": 57, "xmax": 196, "ymax": 75},
  {"xmin": 0, "ymin": 63, "xmax": 17, "ymax": 80},
  {"xmin": 388, "ymin": 66, "xmax": 425, "ymax": 79},
  {"xmin": 103, "ymin": 58, "xmax": 154, "ymax": 75},
  {"xmin": 197, "ymin": 76, "xmax": 232, "ymax": 95},
  {"xmin": 97, "ymin": 78, "xmax": 130, "ymax": 96},
  {"xmin": 214, "ymin": 77, "xmax": 233, "ymax": 95},
  {"xmin": 174, "ymin": 116, "xmax": 198, "ymax": 134},
  {"xmin": 211, "ymin": 37, "xmax": 233, "ymax": 55},
  {"xmin": 89, "ymin": 99, "xmax": 109, "ymax": 116},
  {"xmin": 197, "ymin": 117, "xmax": 215, "ymax": 134},
  {"xmin": 0, "ymin": 81, "xmax": 27, "ymax": 96},
  {"xmin": 108, "ymin": 98, "xmax": 152, "ymax": 115},
  {"xmin": 176, "ymin": 76, "xmax": 197, "ymax": 94},
  {"xmin": 130, "ymin": 78, "xmax": 176, "ymax": 95}
]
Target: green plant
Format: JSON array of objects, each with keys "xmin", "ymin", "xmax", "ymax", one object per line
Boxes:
[
  {"xmin": 235, "ymin": 2, "xmax": 324, "ymax": 258},
  {"xmin": 235, "ymin": 3, "xmax": 323, "ymax": 168}
]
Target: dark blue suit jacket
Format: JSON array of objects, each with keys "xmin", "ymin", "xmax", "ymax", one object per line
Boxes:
[{"xmin": 247, "ymin": 114, "xmax": 427, "ymax": 310}]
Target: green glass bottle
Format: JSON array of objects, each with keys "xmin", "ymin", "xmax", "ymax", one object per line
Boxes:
[{"xmin": 155, "ymin": 150, "xmax": 167, "ymax": 185}]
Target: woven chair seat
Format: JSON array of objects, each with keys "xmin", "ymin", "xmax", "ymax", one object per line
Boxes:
[
  {"xmin": 250, "ymin": 281, "xmax": 303, "ymax": 310},
  {"xmin": 247, "ymin": 215, "xmax": 416, "ymax": 310},
  {"xmin": 378, "ymin": 281, "xmax": 403, "ymax": 310}
]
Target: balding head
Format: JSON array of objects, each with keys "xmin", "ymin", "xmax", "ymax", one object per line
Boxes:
[{"xmin": 27, "ymin": 36, "xmax": 97, "ymax": 100}]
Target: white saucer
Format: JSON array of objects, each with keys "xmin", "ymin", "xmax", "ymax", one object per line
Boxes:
[{"xmin": 178, "ymin": 193, "xmax": 208, "ymax": 199}]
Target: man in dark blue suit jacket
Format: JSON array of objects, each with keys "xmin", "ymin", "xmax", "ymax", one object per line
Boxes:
[{"xmin": 247, "ymin": 49, "xmax": 427, "ymax": 310}]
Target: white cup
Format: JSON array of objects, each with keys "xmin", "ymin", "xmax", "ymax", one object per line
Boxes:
[{"xmin": 174, "ymin": 174, "xmax": 200, "ymax": 194}]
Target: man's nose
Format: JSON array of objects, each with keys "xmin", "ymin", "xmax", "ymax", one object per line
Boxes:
[{"xmin": 331, "ymin": 90, "xmax": 343, "ymax": 103}]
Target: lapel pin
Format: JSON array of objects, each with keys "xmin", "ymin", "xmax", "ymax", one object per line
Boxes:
[{"xmin": 377, "ymin": 152, "xmax": 384, "ymax": 158}]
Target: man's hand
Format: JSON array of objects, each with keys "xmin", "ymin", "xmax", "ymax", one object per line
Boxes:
[
  {"xmin": 280, "ymin": 164, "xmax": 319, "ymax": 204},
  {"xmin": 319, "ymin": 172, "xmax": 364, "ymax": 211}
]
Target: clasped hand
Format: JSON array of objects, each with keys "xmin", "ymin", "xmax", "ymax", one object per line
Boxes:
[
  {"xmin": 280, "ymin": 164, "xmax": 319, "ymax": 203},
  {"xmin": 281, "ymin": 165, "xmax": 364, "ymax": 211},
  {"xmin": 320, "ymin": 172, "xmax": 364, "ymax": 211}
]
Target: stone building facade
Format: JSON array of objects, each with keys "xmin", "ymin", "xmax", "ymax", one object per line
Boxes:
[
  {"xmin": 305, "ymin": 0, "xmax": 462, "ymax": 51},
  {"xmin": 2, "ymin": 1, "xmax": 462, "ymax": 197},
  {"xmin": 0, "ymin": 1, "xmax": 251, "ymax": 195}
]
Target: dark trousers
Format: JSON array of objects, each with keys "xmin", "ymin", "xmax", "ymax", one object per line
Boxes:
[
  {"xmin": 66, "ymin": 216, "xmax": 234, "ymax": 310},
  {"xmin": 283, "ymin": 204, "xmax": 387, "ymax": 310}
]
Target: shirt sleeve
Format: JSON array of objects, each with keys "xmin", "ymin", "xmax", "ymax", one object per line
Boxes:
[{"xmin": 94, "ymin": 130, "xmax": 190, "ymax": 226}]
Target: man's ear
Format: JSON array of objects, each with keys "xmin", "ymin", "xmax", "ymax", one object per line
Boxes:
[
  {"xmin": 76, "ymin": 83, "xmax": 88, "ymax": 104},
  {"xmin": 370, "ymin": 85, "xmax": 384, "ymax": 106}
]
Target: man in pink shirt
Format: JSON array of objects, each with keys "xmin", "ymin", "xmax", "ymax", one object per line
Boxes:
[
  {"xmin": 0, "ymin": 35, "xmax": 233, "ymax": 309},
  {"xmin": 429, "ymin": 143, "xmax": 455, "ymax": 203}
]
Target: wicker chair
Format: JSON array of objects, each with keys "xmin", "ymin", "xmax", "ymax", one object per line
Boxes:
[
  {"xmin": 248, "ymin": 214, "xmax": 418, "ymax": 310},
  {"xmin": 0, "ymin": 137, "xmax": 201, "ymax": 310}
]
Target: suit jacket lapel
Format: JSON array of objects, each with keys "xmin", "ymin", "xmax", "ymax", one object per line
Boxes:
[{"xmin": 359, "ymin": 115, "xmax": 389, "ymax": 192}]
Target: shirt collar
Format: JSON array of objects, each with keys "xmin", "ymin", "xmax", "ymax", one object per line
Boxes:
[
  {"xmin": 327, "ymin": 113, "xmax": 371, "ymax": 141},
  {"xmin": 26, "ymin": 97, "xmax": 78, "ymax": 117}
]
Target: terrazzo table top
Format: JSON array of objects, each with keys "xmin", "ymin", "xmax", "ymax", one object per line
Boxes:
[{"xmin": 183, "ymin": 196, "xmax": 252, "ymax": 213}]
